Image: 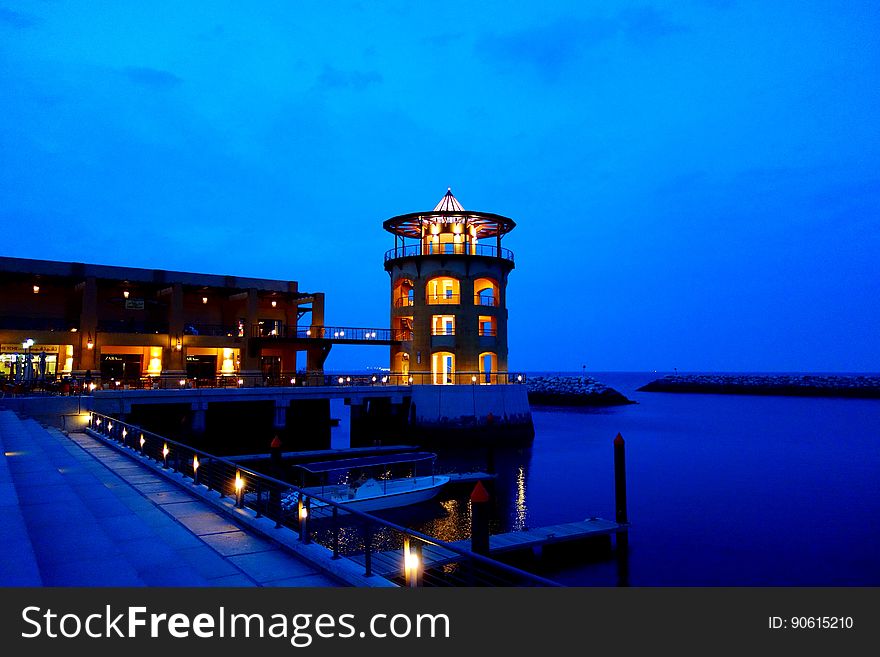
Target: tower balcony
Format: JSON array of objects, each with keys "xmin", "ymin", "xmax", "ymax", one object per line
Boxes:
[{"xmin": 384, "ymin": 243, "xmax": 514, "ymax": 263}]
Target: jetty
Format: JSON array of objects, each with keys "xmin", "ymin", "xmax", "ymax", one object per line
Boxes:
[
  {"xmin": 638, "ymin": 374, "xmax": 880, "ymax": 399},
  {"xmin": 349, "ymin": 518, "xmax": 626, "ymax": 578}
]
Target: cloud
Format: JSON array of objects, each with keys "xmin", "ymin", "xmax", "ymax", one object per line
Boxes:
[
  {"xmin": 477, "ymin": 7, "xmax": 686, "ymax": 80},
  {"xmin": 477, "ymin": 17, "xmax": 618, "ymax": 79},
  {"xmin": 316, "ymin": 66, "xmax": 382, "ymax": 90},
  {"xmin": 0, "ymin": 7, "xmax": 38, "ymax": 28},
  {"xmin": 122, "ymin": 66, "xmax": 183, "ymax": 88},
  {"xmin": 620, "ymin": 6, "xmax": 687, "ymax": 42}
]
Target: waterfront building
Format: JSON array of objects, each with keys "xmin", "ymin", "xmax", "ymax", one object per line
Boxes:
[
  {"xmin": 383, "ymin": 189, "xmax": 517, "ymax": 384},
  {"xmin": 0, "ymin": 256, "xmax": 326, "ymax": 386}
]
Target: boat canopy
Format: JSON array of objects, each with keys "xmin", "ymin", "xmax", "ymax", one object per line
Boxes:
[{"xmin": 295, "ymin": 452, "xmax": 437, "ymax": 473}]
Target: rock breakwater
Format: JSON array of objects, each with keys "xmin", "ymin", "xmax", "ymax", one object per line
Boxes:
[
  {"xmin": 638, "ymin": 374, "xmax": 880, "ymax": 399},
  {"xmin": 526, "ymin": 375, "xmax": 634, "ymax": 406}
]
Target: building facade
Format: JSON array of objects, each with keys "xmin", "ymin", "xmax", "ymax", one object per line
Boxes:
[
  {"xmin": 383, "ymin": 189, "xmax": 517, "ymax": 384},
  {"xmin": 0, "ymin": 256, "xmax": 326, "ymax": 386}
]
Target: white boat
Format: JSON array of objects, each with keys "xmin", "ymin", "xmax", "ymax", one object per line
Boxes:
[{"xmin": 283, "ymin": 452, "xmax": 449, "ymax": 513}]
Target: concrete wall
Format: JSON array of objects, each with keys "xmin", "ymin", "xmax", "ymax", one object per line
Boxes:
[{"xmin": 408, "ymin": 384, "xmax": 533, "ymax": 444}]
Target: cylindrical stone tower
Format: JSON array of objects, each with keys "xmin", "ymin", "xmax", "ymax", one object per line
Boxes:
[{"xmin": 383, "ymin": 189, "xmax": 516, "ymax": 384}]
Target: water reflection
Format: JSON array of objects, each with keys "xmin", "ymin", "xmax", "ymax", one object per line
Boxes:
[{"xmin": 513, "ymin": 465, "xmax": 528, "ymax": 531}]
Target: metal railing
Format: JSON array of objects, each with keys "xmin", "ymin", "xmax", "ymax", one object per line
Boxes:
[
  {"xmin": 385, "ymin": 244, "xmax": 514, "ymax": 262},
  {"xmin": 393, "ymin": 296, "xmax": 415, "ymax": 308},
  {"xmin": 479, "ymin": 328, "xmax": 498, "ymax": 337},
  {"xmin": 251, "ymin": 325, "xmax": 408, "ymax": 342},
  {"xmin": 182, "ymin": 324, "xmax": 239, "ymax": 337},
  {"xmin": 93, "ymin": 371, "xmax": 526, "ymax": 389},
  {"xmin": 85, "ymin": 411, "xmax": 558, "ymax": 587},
  {"xmin": 475, "ymin": 295, "xmax": 497, "ymax": 307},
  {"xmin": 426, "ymin": 294, "xmax": 460, "ymax": 305}
]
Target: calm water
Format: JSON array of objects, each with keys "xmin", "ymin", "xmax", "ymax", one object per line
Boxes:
[{"xmin": 334, "ymin": 372, "xmax": 880, "ymax": 585}]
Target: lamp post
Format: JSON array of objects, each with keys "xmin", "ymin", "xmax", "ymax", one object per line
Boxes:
[{"xmin": 21, "ymin": 338, "xmax": 34, "ymax": 385}]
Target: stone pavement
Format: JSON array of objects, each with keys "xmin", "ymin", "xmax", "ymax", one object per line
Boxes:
[{"xmin": 0, "ymin": 410, "xmax": 340, "ymax": 587}]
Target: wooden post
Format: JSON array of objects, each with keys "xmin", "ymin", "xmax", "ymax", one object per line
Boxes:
[
  {"xmin": 269, "ymin": 435, "xmax": 282, "ymax": 523},
  {"xmin": 470, "ymin": 481, "xmax": 491, "ymax": 555},
  {"xmin": 614, "ymin": 433, "xmax": 628, "ymax": 551}
]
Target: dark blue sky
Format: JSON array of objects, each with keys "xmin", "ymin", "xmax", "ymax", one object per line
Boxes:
[{"xmin": 1, "ymin": 1, "xmax": 878, "ymax": 372}]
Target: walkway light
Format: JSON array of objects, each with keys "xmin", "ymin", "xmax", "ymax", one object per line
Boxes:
[
  {"xmin": 472, "ymin": 375, "xmax": 477, "ymax": 383},
  {"xmin": 175, "ymin": 337, "xmax": 182, "ymax": 351},
  {"xmin": 237, "ymin": 378, "xmax": 244, "ymax": 386},
  {"xmin": 123, "ymin": 290, "xmax": 130, "ymax": 299},
  {"xmin": 339, "ymin": 330, "xmax": 345, "ymax": 337},
  {"xmin": 381, "ymin": 376, "xmax": 387, "ymax": 384},
  {"xmin": 517, "ymin": 374, "xmax": 523, "ymax": 382},
  {"xmin": 299, "ymin": 505, "xmax": 308, "ymax": 521},
  {"xmin": 234, "ymin": 470, "xmax": 244, "ymax": 507},
  {"xmin": 121, "ymin": 427, "xmax": 127, "ymax": 439},
  {"xmin": 202, "ymin": 296, "xmax": 208, "ymax": 304},
  {"xmin": 107, "ymin": 421, "xmax": 113, "ymax": 431},
  {"xmin": 33, "ymin": 285, "xmax": 40, "ymax": 294},
  {"xmin": 371, "ymin": 375, "xmax": 377, "ymax": 383},
  {"xmin": 404, "ymin": 539, "xmax": 422, "ymax": 587},
  {"xmin": 346, "ymin": 376, "xmax": 351, "ymax": 383},
  {"xmin": 408, "ymin": 376, "xmax": 413, "ymax": 384},
  {"xmin": 192, "ymin": 455, "xmax": 199, "ymax": 472},
  {"xmin": 290, "ymin": 377, "xmax": 296, "ymax": 385},
  {"xmin": 162, "ymin": 443, "xmax": 169, "ymax": 468},
  {"xmin": 337, "ymin": 377, "xmax": 344, "ymax": 385},
  {"xmin": 139, "ymin": 434, "xmax": 145, "ymax": 452},
  {"xmin": 179, "ymin": 379, "xmax": 186, "ymax": 387},
  {"xmin": 89, "ymin": 382, "xmax": 96, "ymax": 391},
  {"xmin": 86, "ymin": 333, "xmax": 94, "ymax": 350},
  {"xmin": 271, "ymin": 300, "xmax": 277, "ymax": 308},
  {"xmin": 95, "ymin": 417, "xmax": 101, "ymax": 426}
]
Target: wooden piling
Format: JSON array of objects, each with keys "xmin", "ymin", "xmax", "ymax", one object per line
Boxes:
[
  {"xmin": 613, "ymin": 433, "xmax": 628, "ymax": 551},
  {"xmin": 471, "ymin": 481, "xmax": 491, "ymax": 555}
]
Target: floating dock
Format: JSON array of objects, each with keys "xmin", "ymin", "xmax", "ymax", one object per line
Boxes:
[
  {"xmin": 229, "ymin": 444, "xmax": 419, "ymax": 464},
  {"xmin": 350, "ymin": 517, "xmax": 626, "ymax": 578}
]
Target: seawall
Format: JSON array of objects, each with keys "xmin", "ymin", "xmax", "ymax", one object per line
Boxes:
[{"xmin": 638, "ymin": 374, "xmax": 880, "ymax": 398}]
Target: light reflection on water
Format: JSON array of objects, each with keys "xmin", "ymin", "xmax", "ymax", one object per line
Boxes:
[{"xmin": 513, "ymin": 466, "xmax": 528, "ymax": 531}]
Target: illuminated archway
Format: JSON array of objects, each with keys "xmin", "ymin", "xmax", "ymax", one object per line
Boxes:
[
  {"xmin": 474, "ymin": 278, "xmax": 499, "ymax": 306},
  {"xmin": 426, "ymin": 276, "xmax": 460, "ymax": 305},
  {"xmin": 432, "ymin": 351, "xmax": 455, "ymax": 385},
  {"xmin": 479, "ymin": 352, "xmax": 497, "ymax": 384}
]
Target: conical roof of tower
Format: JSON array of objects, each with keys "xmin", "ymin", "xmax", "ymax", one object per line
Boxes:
[{"xmin": 433, "ymin": 188, "xmax": 464, "ymax": 212}]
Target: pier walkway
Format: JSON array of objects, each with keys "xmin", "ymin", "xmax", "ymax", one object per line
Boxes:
[{"xmin": 0, "ymin": 410, "xmax": 339, "ymax": 586}]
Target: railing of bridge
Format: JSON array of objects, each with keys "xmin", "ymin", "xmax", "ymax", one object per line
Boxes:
[
  {"xmin": 85, "ymin": 411, "xmax": 558, "ymax": 587},
  {"xmin": 251, "ymin": 325, "xmax": 407, "ymax": 342}
]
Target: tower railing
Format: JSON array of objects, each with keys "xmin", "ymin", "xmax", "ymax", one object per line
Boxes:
[{"xmin": 384, "ymin": 244, "xmax": 514, "ymax": 262}]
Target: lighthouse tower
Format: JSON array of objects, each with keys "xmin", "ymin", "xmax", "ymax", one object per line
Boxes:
[{"xmin": 383, "ymin": 189, "xmax": 517, "ymax": 384}]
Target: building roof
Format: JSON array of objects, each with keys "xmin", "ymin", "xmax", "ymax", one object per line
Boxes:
[
  {"xmin": 433, "ymin": 188, "xmax": 464, "ymax": 212},
  {"xmin": 0, "ymin": 255, "xmax": 302, "ymax": 294},
  {"xmin": 383, "ymin": 189, "xmax": 516, "ymax": 239}
]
